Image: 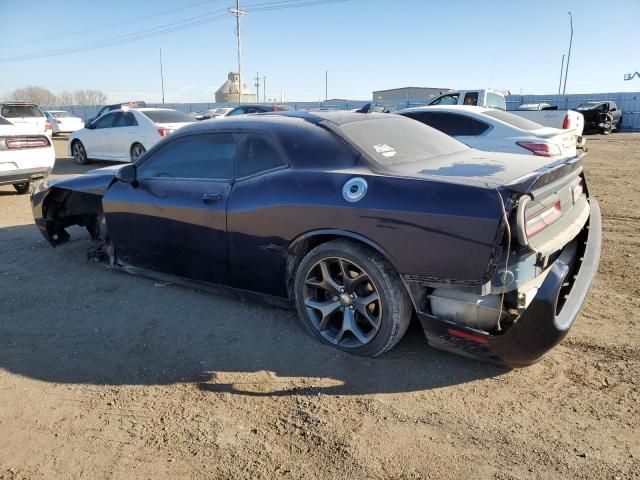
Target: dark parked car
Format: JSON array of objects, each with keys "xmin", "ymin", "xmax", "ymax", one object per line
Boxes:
[
  {"xmin": 87, "ymin": 101, "xmax": 147, "ymax": 124},
  {"xmin": 31, "ymin": 112, "xmax": 601, "ymax": 366},
  {"xmin": 226, "ymin": 104, "xmax": 292, "ymax": 116},
  {"xmin": 576, "ymin": 101, "xmax": 622, "ymax": 134}
]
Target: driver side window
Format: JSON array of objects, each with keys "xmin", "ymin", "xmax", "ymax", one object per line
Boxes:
[
  {"xmin": 137, "ymin": 133, "xmax": 237, "ymax": 180},
  {"xmin": 94, "ymin": 113, "xmax": 116, "ymax": 129}
]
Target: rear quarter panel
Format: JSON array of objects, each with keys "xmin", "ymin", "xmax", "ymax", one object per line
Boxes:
[{"xmin": 227, "ymin": 169, "xmax": 503, "ymax": 297}]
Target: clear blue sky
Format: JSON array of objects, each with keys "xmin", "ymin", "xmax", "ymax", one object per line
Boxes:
[{"xmin": 1, "ymin": 0, "xmax": 639, "ymax": 103}]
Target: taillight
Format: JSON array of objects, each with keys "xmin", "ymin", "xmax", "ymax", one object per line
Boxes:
[
  {"xmin": 157, "ymin": 128, "xmax": 169, "ymax": 137},
  {"xmin": 517, "ymin": 142, "xmax": 560, "ymax": 157},
  {"xmin": 572, "ymin": 179, "xmax": 584, "ymax": 203},
  {"xmin": 525, "ymin": 201, "xmax": 562, "ymax": 237},
  {"xmin": 562, "ymin": 114, "xmax": 571, "ymax": 129},
  {"xmin": 0, "ymin": 136, "xmax": 50, "ymax": 150},
  {"xmin": 45, "ymin": 121, "xmax": 51, "ymax": 129}
]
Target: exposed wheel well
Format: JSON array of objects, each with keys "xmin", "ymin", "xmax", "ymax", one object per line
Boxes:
[{"xmin": 285, "ymin": 232, "xmax": 392, "ymax": 300}]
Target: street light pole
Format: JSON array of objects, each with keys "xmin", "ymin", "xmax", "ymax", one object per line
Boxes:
[
  {"xmin": 230, "ymin": 0, "xmax": 247, "ymax": 104},
  {"xmin": 325, "ymin": 70, "xmax": 328, "ymax": 101},
  {"xmin": 562, "ymin": 12, "xmax": 573, "ymax": 95},
  {"xmin": 558, "ymin": 54, "xmax": 565, "ymax": 95},
  {"xmin": 159, "ymin": 48, "xmax": 165, "ymax": 104}
]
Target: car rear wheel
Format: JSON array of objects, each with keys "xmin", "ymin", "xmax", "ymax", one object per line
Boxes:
[
  {"xmin": 72, "ymin": 140, "xmax": 90, "ymax": 165},
  {"xmin": 130, "ymin": 143, "xmax": 146, "ymax": 162},
  {"xmin": 13, "ymin": 182, "xmax": 31, "ymax": 195},
  {"xmin": 294, "ymin": 240, "xmax": 412, "ymax": 357}
]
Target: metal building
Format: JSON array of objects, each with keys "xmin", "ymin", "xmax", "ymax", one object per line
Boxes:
[
  {"xmin": 372, "ymin": 86, "xmax": 450, "ymax": 107},
  {"xmin": 215, "ymin": 72, "xmax": 257, "ymax": 103}
]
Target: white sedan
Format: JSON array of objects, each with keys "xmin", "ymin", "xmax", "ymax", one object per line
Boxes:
[
  {"xmin": 397, "ymin": 105, "xmax": 578, "ymax": 159},
  {"xmin": 44, "ymin": 110, "xmax": 84, "ymax": 135},
  {"xmin": 0, "ymin": 116, "xmax": 55, "ymax": 194},
  {"xmin": 68, "ymin": 108, "xmax": 195, "ymax": 164}
]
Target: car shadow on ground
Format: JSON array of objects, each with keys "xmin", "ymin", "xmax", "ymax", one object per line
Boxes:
[{"xmin": 0, "ymin": 224, "xmax": 508, "ymax": 396}]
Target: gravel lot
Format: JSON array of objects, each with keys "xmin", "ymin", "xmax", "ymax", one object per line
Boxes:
[{"xmin": 1, "ymin": 135, "xmax": 638, "ymax": 480}]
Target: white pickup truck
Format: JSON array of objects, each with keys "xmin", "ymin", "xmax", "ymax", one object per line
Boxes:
[{"xmin": 428, "ymin": 90, "xmax": 585, "ymax": 147}]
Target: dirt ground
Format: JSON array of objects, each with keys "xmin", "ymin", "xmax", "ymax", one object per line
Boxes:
[{"xmin": 0, "ymin": 134, "xmax": 638, "ymax": 480}]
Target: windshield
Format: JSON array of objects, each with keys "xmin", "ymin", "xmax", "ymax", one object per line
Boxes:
[
  {"xmin": 141, "ymin": 110, "xmax": 194, "ymax": 124},
  {"xmin": 577, "ymin": 102, "xmax": 603, "ymax": 110},
  {"xmin": 0, "ymin": 116, "xmax": 13, "ymax": 125},
  {"xmin": 49, "ymin": 111, "xmax": 72, "ymax": 118},
  {"xmin": 482, "ymin": 109, "xmax": 543, "ymax": 131},
  {"xmin": 214, "ymin": 108, "xmax": 231, "ymax": 115},
  {"xmin": 340, "ymin": 116, "xmax": 468, "ymax": 166},
  {"xmin": 1, "ymin": 105, "xmax": 43, "ymax": 118}
]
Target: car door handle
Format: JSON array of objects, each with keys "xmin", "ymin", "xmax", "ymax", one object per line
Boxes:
[{"xmin": 202, "ymin": 193, "xmax": 223, "ymax": 204}]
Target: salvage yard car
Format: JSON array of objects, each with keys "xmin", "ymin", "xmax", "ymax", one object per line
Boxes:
[
  {"xmin": 44, "ymin": 110, "xmax": 84, "ymax": 136},
  {"xmin": 31, "ymin": 111, "xmax": 601, "ymax": 366},
  {"xmin": 0, "ymin": 116, "xmax": 55, "ymax": 194},
  {"xmin": 69, "ymin": 107, "xmax": 195, "ymax": 164},
  {"xmin": 0, "ymin": 102, "xmax": 48, "ymax": 135},
  {"xmin": 398, "ymin": 106, "xmax": 579, "ymax": 159},
  {"xmin": 576, "ymin": 101, "xmax": 622, "ymax": 134}
]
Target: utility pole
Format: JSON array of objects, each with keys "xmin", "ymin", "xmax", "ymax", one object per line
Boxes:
[
  {"xmin": 229, "ymin": 0, "xmax": 247, "ymax": 104},
  {"xmin": 254, "ymin": 72, "xmax": 260, "ymax": 102},
  {"xmin": 562, "ymin": 12, "xmax": 573, "ymax": 95},
  {"xmin": 263, "ymin": 75, "xmax": 266, "ymax": 102},
  {"xmin": 159, "ymin": 48, "xmax": 165, "ymax": 104},
  {"xmin": 325, "ymin": 70, "xmax": 328, "ymax": 101},
  {"xmin": 558, "ymin": 54, "xmax": 565, "ymax": 94}
]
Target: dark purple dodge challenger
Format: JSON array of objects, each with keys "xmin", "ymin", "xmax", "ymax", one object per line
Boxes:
[{"xmin": 31, "ymin": 112, "xmax": 601, "ymax": 367}]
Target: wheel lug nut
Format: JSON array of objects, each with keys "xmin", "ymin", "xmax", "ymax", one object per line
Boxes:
[
  {"xmin": 349, "ymin": 305, "xmax": 354, "ymax": 310},
  {"xmin": 340, "ymin": 288, "xmax": 345, "ymax": 293},
  {"xmin": 349, "ymin": 294, "xmax": 355, "ymax": 299}
]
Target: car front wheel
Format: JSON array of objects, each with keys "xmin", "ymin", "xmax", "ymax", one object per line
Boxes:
[
  {"xmin": 294, "ymin": 240, "xmax": 412, "ymax": 357},
  {"xmin": 72, "ymin": 140, "xmax": 90, "ymax": 165}
]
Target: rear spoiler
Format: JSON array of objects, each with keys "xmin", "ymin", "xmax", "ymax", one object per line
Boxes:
[{"xmin": 503, "ymin": 153, "xmax": 585, "ymax": 197}]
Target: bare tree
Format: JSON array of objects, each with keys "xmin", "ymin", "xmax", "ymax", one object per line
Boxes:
[
  {"xmin": 57, "ymin": 91, "xmax": 75, "ymax": 105},
  {"xmin": 73, "ymin": 89, "xmax": 107, "ymax": 106},
  {"xmin": 5, "ymin": 86, "xmax": 58, "ymax": 105}
]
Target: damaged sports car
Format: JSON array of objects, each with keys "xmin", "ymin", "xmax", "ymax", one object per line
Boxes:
[{"xmin": 31, "ymin": 112, "xmax": 601, "ymax": 366}]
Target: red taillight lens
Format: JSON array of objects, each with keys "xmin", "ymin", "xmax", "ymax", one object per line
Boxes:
[
  {"xmin": 517, "ymin": 142, "xmax": 559, "ymax": 157},
  {"xmin": 562, "ymin": 114, "xmax": 571, "ymax": 129},
  {"xmin": 45, "ymin": 121, "xmax": 51, "ymax": 129},
  {"xmin": 5, "ymin": 136, "xmax": 50, "ymax": 149},
  {"xmin": 157, "ymin": 128, "xmax": 169, "ymax": 137},
  {"xmin": 525, "ymin": 201, "xmax": 562, "ymax": 237},
  {"xmin": 573, "ymin": 179, "xmax": 584, "ymax": 203}
]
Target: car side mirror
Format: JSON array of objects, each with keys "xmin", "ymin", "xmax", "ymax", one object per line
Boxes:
[
  {"xmin": 115, "ymin": 164, "xmax": 137, "ymax": 184},
  {"xmin": 610, "ymin": 107, "xmax": 616, "ymax": 112}
]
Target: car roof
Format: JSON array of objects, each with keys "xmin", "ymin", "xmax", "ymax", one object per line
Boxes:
[{"xmin": 1, "ymin": 102, "xmax": 39, "ymax": 106}]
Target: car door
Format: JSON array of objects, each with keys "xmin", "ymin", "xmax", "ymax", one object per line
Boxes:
[
  {"xmin": 102, "ymin": 132, "xmax": 238, "ymax": 284},
  {"xmin": 227, "ymin": 132, "xmax": 290, "ymax": 295},
  {"xmin": 85, "ymin": 112, "xmax": 117, "ymax": 159},
  {"xmin": 109, "ymin": 111, "xmax": 139, "ymax": 160}
]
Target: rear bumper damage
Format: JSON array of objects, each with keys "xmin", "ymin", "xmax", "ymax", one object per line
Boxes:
[{"xmin": 415, "ymin": 198, "xmax": 601, "ymax": 367}]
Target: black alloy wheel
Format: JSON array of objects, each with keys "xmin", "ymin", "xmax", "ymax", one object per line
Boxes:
[
  {"xmin": 294, "ymin": 240, "xmax": 412, "ymax": 357},
  {"xmin": 130, "ymin": 143, "xmax": 146, "ymax": 162}
]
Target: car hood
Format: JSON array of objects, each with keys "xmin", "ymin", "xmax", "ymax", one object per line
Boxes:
[{"xmin": 383, "ymin": 148, "xmax": 580, "ymax": 190}]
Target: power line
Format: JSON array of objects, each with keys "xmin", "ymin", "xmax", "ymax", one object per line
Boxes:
[
  {"xmin": 0, "ymin": 0, "xmax": 349, "ymax": 64},
  {"xmin": 1, "ymin": 0, "xmax": 221, "ymax": 49}
]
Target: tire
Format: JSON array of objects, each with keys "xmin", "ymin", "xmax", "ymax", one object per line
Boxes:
[
  {"xmin": 13, "ymin": 182, "xmax": 31, "ymax": 195},
  {"xmin": 294, "ymin": 239, "xmax": 412, "ymax": 357},
  {"xmin": 72, "ymin": 140, "xmax": 90, "ymax": 165},
  {"xmin": 601, "ymin": 123, "xmax": 612, "ymax": 135},
  {"xmin": 130, "ymin": 143, "xmax": 146, "ymax": 162}
]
